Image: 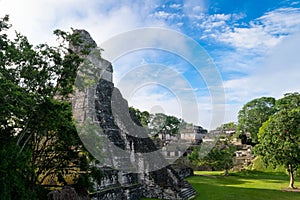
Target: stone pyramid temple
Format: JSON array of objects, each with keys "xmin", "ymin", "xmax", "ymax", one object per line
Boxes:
[{"xmin": 72, "ymin": 30, "xmax": 196, "ymax": 200}]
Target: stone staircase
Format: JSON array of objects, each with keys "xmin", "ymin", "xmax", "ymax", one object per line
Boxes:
[{"xmin": 178, "ymin": 181, "xmax": 197, "ymax": 200}]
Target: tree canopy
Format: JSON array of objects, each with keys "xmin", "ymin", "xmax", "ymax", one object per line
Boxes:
[
  {"xmin": 237, "ymin": 96, "xmax": 276, "ymax": 144},
  {"xmin": 188, "ymin": 138, "xmax": 236, "ymax": 176},
  {"xmin": 0, "ymin": 15, "xmax": 102, "ymax": 199},
  {"xmin": 253, "ymin": 93, "xmax": 300, "ymax": 188},
  {"xmin": 129, "ymin": 107, "xmax": 185, "ymax": 136},
  {"xmin": 215, "ymin": 122, "xmax": 237, "ymax": 133},
  {"xmin": 129, "ymin": 106, "xmax": 150, "ymax": 127}
]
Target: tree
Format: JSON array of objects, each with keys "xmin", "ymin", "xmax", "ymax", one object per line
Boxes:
[
  {"xmin": 129, "ymin": 107, "xmax": 185, "ymax": 136},
  {"xmin": 275, "ymin": 92, "xmax": 300, "ymax": 111},
  {"xmin": 237, "ymin": 97, "xmax": 276, "ymax": 144},
  {"xmin": 129, "ymin": 106, "xmax": 150, "ymax": 127},
  {"xmin": 253, "ymin": 108, "xmax": 300, "ymax": 188},
  {"xmin": 0, "ymin": 142, "xmax": 37, "ymax": 200},
  {"xmin": 216, "ymin": 122, "xmax": 237, "ymax": 131},
  {"xmin": 188, "ymin": 138, "xmax": 236, "ymax": 176},
  {"xmin": 0, "ymin": 15, "xmax": 102, "ymax": 198},
  {"xmin": 149, "ymin": 113, "xmax": 183, "ymax": 135}
]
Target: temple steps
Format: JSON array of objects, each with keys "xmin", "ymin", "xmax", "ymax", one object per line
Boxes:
[{"xmin": 178, "ymin": 181, "xmax": 196, "ymax": 200}]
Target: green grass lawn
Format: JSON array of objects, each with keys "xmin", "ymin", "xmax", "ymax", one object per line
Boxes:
[{"xmin": 142, "ymin": 171, "xmax": 300, "ymax": 200}]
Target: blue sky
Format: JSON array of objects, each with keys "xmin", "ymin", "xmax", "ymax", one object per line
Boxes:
[{"xmin": 1, "ymin": 0, "xmax": 300, "ymax": 129}]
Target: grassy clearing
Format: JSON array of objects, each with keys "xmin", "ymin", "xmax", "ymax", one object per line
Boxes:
[{"xmin": 142, "ymin": 171, "xmax": 300, "ymax": 200}]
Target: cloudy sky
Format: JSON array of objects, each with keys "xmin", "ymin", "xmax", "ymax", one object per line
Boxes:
[{"xmin": 1, "ymin": 0, "xmax": 300, "ymax": 130}]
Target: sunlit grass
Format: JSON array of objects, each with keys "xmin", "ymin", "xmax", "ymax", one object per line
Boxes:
[
  {"xmin": 193, "ymin": 171, "xmax": 225, "ymax": 176},
  {"xmin": 142, "ymin": 171, "xmax": 300, "ymax": 200}
]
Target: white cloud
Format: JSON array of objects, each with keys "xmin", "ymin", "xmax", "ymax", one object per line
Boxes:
[
  {"xmin": 0, "ymin": 0, "xmax": 165, "ymax": 45},
  {"xmin": 253, "ymin": 31, "xmax": 300, "ymax": 97},
  {"xmin": 220, "ymin": 26, "xmax": 281, "ymax": 49},
  {"xmin": 169, "ymin": 4, "xmax": 181, "ymax": 9},
  {"xmin": 211, "ymin": 13, "xmax": 231, "ymax": 21},
  {"xmin": 183, "ymin": 0, "xmax": 206, "ymax": 16},
  {"xmin": 205, "ymin": 7, "xmax": 300, "ymax": 125},
  {"xmin": 151, "ymin": 11, "xmax": 183, "ymax": 20},
  {"xmin": 217, "ymin": 7, "xmax": 300, "ymax": 50},
  {"xmin": 291, "ymin": 1, "xmax": 300, "ymax": 5},
  {"xmin": 258, "ymin": 7, "xmax": 300, "ymax": 34},
  {"xmin": 177, "ymin": 22, "xmax": 184, "ymax": 27},
  {"xmin": 222, "ymin": 31, "xmax": 300, "ymax": 123},
  {"xmin": 203, "ymin": 7, "xmax": 300, "ymax": 78},
  {"xmin": 197, "ymin": 13, "xmax": 232, "ymax": 33}
]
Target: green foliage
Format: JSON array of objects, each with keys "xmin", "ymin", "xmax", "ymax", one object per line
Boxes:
[
  {"xmin": 0, "ymin": 143, "xmax": 37, "ymax": 200},
  {"xmin": 253, "ymin": 93, "xmax": 300, "ymax": 186},
  {"xmin": 250, "ymin": 156, "xmax": 286, "ymax": 173},
  {"xmin": 239, "ymin": 93, "xmax": 300, "ymax": 187},
  {"xmin": 0, "ymin": 16, "xmax": 103, "ymax": 198},
  {"xmin": 188, "ymin": 139, "xmax": 236, "ymax": 175},
  {"xmin": 129, "ymin": 107, "xmax": 185, "ymax": 135},
  {"xmin": 216, "ymin": 122, "xmax": 237, "ymax": 131},
  {"xmin": 275, "ymin": 92, "xmax": 300, "ymax": 111},
  {"xmin": 149, "ymin": 113, "xmax": 184, "ymax": 135},
  {"xmin": 129, "ymin": 106, "xmax": 150, "ymax": 127},
  {"xmin": 253, "ymin": 108, "xmax": 300, "ymax": 175},
  {"xmin": 237, "ymin": 97, "xmax": 276, "ymax": 144}
]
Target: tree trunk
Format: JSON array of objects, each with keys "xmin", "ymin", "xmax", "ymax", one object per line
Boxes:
[
  {"xmin": 224, "ymin": 162, "xmax": 229, "ymax": 176},
  {"xmin": 224, "ymin": 168, "xmax": 229, "ymax": 176},
  {"xmin": 288, "ymin": 164, "xmax": 295, "ymax": 188}
]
